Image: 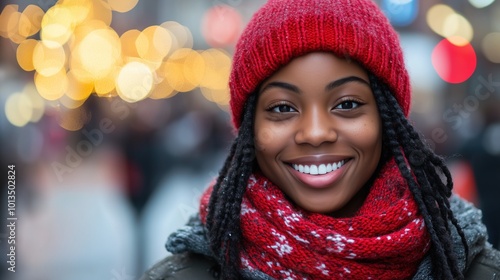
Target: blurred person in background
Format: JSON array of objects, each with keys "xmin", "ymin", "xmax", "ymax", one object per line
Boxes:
[{"xmin": 141, "ymin": 0, "xmax": 500, "ymax": 279}]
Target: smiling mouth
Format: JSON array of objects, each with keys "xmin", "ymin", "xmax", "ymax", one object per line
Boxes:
[{"xmin": 291, "ymin": 160, "xmax": 348, "ymax": 175}]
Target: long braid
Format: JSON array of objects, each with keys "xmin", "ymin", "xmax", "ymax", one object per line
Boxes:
[
  {"xmin": 369, "ymin": 74, "xmax": 468, "ymax": 279},
  {"xmin": 205, "ymin": 93, "xmax": 257, "ymax": 279}
]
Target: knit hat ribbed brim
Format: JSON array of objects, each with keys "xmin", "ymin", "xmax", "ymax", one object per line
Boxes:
[{"xmin": 229, "ymin": 0, "xmax": 411, "ymax": 129}]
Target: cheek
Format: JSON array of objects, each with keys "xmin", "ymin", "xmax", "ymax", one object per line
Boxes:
[
  {"xmin": 255, "ymin": 126, "xmax": 280, "ymax": 153},
  {"xmin": 348, "ymin": 118, "xmax": 382, "ymax": 154}
]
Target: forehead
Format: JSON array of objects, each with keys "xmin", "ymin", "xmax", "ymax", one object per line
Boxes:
[{"xmin": 263, "ymin": 52, "xmax": 368, "ymax": 83}]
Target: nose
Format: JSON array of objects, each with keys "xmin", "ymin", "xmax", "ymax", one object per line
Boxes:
[{"xmin": 294, "ymin": 107, "xmax": 338, "ymax": 146}]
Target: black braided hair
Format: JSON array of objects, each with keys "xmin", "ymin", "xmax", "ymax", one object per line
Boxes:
[
  {"xmin": 369, "ymin": 73, "xmax": 468, "ymax": 280},
  {"xmin": 205, "ymin": 93, "xmax": 257, "ymax": 279},
  {"xmin": 205, "ymin": 74, "xmax": 468, "ymax": 280}
]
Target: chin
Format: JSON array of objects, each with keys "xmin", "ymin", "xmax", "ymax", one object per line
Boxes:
[{"xmin": 299, "ymin": 202, "xmax": 341, "ymax": 214}]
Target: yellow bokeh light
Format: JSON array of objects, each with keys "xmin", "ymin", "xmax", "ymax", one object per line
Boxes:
[
  {"xmin": 0, "ymin": 5, "xmax": 19, "ymax": 38},
  {"xmin": 35, "ymin": 70, "xmax": 68, "ymax": 101},
  {"xmin": 75, "ymin": 28, "xmax": 121, "ymax": 80},
  {"xmin": 41, "ymin": 23, "xmax": 74, "ymax": 46},
  {"xmin": 68, "ymin": 19, "xmax": 108, "ymax": 50},
  {"xmin": 59, "ymin": 94, "xmax": 87, "ymax": 109},
  {"xmin": 58, "ymin": 106, "xmax": 90, "ymax": 131},
  {"xmin": 442, "ymin": 14, "xmax": 473, "ymax": 46},
  {"xmin": 22, "ymin": 5, "xmax": 44, "ymax": 37},
  {"xmin": 59, "ymin": 0, "xmax": 92, "ymax": 26},
  {"xmin": 116, "ymin": 61, "xmax": 153, "ymax": 102},
  {"xmin": 23, "ymin": 84, "xmax": 45, "ymax": 122},
  {"xmin": 18, "ymin": 12, "xmax": 33, "ymax": 38},
  {"xmin": 136, "ymin": 26, "xmax": 172, "ymax": 65},
  {"xmin": 94, "ymin": 70, "xmax": 117, "ymax": 96},
  {"xmin": 41, "ymin": 5, "xmax": 76, "ymax": 45},
  {"xmin": 121, "ymin": 29, "xmax": 141, "ymax": 58},
  {"xmin": 161, "ymin": 21, "xmax": 194, "ymax": 55},
  {"xmin": 7, "ymin": 11, "xmax": 26, "ymax": 44},
  {"xmin": 33, "ymin": 40, "xmax": 66, "ymax": 76},
  {"xmin": 200, "ymin": 48, "xmax": 231, "ymax": 90},
  {"xmin": 200, "ymin": 87, "xmax": 230, "ymax": 105},
  {"xmin": 149, "ymin": 77, "xmax": 177, "ymax": 99},
  {"xmin": 66, "ymin": 70, "xmax": 94, "ymax": 101},
  {"xmin": 5, "ymin": 93, "xmax": 33, "ymax": 127},
  {"xmin": 88, "ymin": 0, "xmax": 112, "ymax": 26},
  {"xmin": 160, "ymin": 48, "xmax": 200, "ymax": 92},
  {"xmin": 108, "ymin": 0, "xmax": 139, "ymax": 13},
  {"xmin": 16, "ymin": 39, "xmax": 38, "ymax": 71},
  {"xmin": 427, "ymin": 5, "xmax": 455, "ymax": 37},
  {"xmin": 427, "ymin": 5, "xmax": 473, "ymax": 46},
  {"xmin": 183, "ymin": 50, "xmax": 205, "ymax": 86},
  {"xmin": 482, "ymin": 32, "xmax": 500, "ymax": 63}
]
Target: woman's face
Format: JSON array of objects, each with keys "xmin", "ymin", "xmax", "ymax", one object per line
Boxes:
[{"xmin": 254, "ymin": 52, "xmax": 382, "ymax": 216}]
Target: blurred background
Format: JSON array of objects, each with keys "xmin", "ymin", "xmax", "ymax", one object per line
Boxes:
[{"xmin": 0, "ymin": 0, "xmax": 499, "ymax": 279}]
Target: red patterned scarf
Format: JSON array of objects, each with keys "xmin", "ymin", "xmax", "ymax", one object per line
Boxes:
[{"xmin": 200, "ymin": 160, "xmax": 431, "ymax": 279}]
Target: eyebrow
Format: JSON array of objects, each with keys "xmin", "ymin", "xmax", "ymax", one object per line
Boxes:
[
  {"xmin": 325, "ymin": 76, "xmax": 370, "ymax": 91},
  {"xmin": 259, "ymin": 76, "xmax": 370, "ymax": 95}
]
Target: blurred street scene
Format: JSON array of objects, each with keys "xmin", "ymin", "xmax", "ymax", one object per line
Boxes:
[{"xmin": 0, "ymin": 0, "xmax": 499, "ymax": 279}]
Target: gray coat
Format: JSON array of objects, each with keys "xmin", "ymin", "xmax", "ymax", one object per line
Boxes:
[{"xmin": 141, "ymin": 196, "xmax": 500, "ymax": 280}]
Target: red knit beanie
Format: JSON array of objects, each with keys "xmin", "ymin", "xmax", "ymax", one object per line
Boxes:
[{"xmin": 229, "ymin": 0, "xmax": 411, "ymax": 129}]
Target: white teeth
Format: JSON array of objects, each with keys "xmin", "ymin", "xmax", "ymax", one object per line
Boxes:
[
  {"xmin": 310, "ymin": 165, "xmax": 318, "ymax": 175},
  {"xmin": 318, "ymin": 164, "xmax": 326, "ymax": 175},
  {"xmin": 292, "ymin": 160, "xmax": 346, "ymax": 175}
]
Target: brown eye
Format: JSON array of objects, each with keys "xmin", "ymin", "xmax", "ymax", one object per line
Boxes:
[
  {"xmin": 270, "ymin": 104, "xmax": 297, "ymax": 113},
  {"xmin": 335, "ymin": 100, "xmax": 360, "ymax": 110}
]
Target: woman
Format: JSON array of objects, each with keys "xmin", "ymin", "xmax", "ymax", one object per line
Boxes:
[{"xmin": 141, "ymin": 0, "xmax": 500, "ymax": 279}]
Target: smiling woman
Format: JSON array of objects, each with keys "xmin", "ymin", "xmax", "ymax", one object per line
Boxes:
[
  {"xmin": 254, "ymin": 53, "xmax": 382, "ymax": 216},
  {"xmin": 141, "ymin": 0, "xmax": 500, "ymax": 279}
]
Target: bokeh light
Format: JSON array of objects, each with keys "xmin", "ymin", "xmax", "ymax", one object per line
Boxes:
[
  {"xmin": 116, "ymin": 61, "xmax": 153, "ymax": 102},
  {"xmin": 482, "ymin": 32, "xmax": 500, "ymax": 63},
  {"xmin": 16, "ymin": 39, "xmax": 38, "ymax": 71},
  {"xmin": 57, "ymin": 106, "xmax": 91, "ymax": 131},
  {"xmin": 75, "ymin": 28, "xmax": 121, "ymax": 80},
  {"xmin": 108, "ymin": 0, "xmax": 139, "ymax": 13},
  {"xmin": 1, "ymin": 0, "xmax": 244, "ymax": 123},
  {"xmin": 161, "ymin": 21, "xmax": 193, "ymax": 54},
  {"xmin": 35, "ymin": 69, "xmax": 69, "ymax": 100},
  {"xmin": 382, "ymin": 0, "xmax": 419, "ymax": 27},
  {"xmin": 33, "ymin": 40, "xmax": 66, "ymax": 76},
  {"xmin": 136, "ymin": 26, "xmax": 172, "ymax": 67},
  {"xmin": 19, "ymin": 5, "xmax": 44, "ymax": 38},
  {"xmin": 120, "ymin": 29, "xmax": 141, "ymax": 58},
  {"xmin": 66, "ymin": 70, "xmax": 94, "ymax": 101},
  {"xmin": 431, "ymin": 38, "xmax": 477, "ymax": 83},
  {"xmin": 5, "ymin": 93, "xmax": 33, "ymax": 127},
  {"xmin": 427, "ymin": 4, "xmax": 473, "ymax": 46},
  {"xmin": 24, "ymin": 84, "xmax": 45, "ymax": 122},
  {"xmin": 201, "ymin": 5, "xmax": 242, "ymax": 48},
  {"xmin": 0, "ymin": 5, "xmax": 19, "ymax": 38},
  {"xmin": 469, "ymin": 0, "xmax": 495, "ymax": 8},
  {"xmin": 41, "ymin": 5, "xmax": 76, "ymax": 45}
]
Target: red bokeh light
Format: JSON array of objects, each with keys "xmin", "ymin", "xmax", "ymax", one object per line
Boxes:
[
  {"xmin": 201, "ymin": 5, "xmax": 242, "ymax": 48},
  {"xmin": 431, "ymin": 38, "xmax": 476, "ymax": 84}
]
